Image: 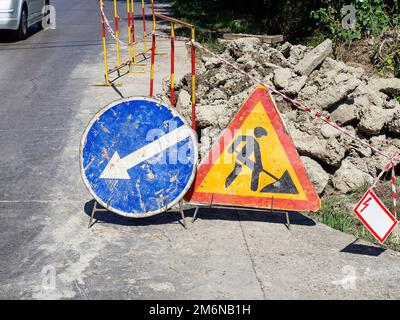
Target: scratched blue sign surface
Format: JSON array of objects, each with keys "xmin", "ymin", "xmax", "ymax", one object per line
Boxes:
[{"xmin": 80, "ymin": 97, "xmax": 198, "ymax": 217}]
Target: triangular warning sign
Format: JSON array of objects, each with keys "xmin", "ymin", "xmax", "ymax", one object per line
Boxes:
[{"xmin": 185, "ymin": 86, "xmax": 321, "ymax": 212}]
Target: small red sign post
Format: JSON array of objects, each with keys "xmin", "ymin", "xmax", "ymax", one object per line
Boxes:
[{"xmin": 353, "ymin": 189, "xmax": 398, "ymax": 244}]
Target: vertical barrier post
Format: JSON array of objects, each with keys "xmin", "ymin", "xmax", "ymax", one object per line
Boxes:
[
  {"xmin": 191, "ymin": 27, "xmax": 197, "ymax": 131},
  {"xmin": 151, "ymin": 0, "xmax": 157, "ymax": 55},
  {"xmin": 131, "ymin": 1, "xmax": 146, "ymax": 68},
  {"xmin": 113, "ymin": 0, "xmax": 121, "ymax": 67},
  {"xmin": 127, "ymin": 0, "xmax": 133, "ymax": 71},
  {"xmin": 100, "ymin": 0, "xmax": 110, "ymax": 85},
  {"xmin": 170, "ymin": 22, "xmax": 175, "ymax": 106},
  {"xmin": 141, "ymin": 0, "xmax": 148, "ymax": 53},
  {"xmin": 131, "ymin": 0, "xmax": 137, "ymax": 64},
  {"xmin": 149, "ymin": 32, "xmax": 156, "ymax": 96},
  {"xmin": 151, "ymin": 0, "xmax": 156, "ymax": 31}
]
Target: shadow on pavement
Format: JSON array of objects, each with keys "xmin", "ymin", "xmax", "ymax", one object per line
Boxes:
[
  {"xmin": 84, "ymin": 199, "xmax": 188, "ymax": 227},
  {"xmin": 84, "ymin": 199, "xmax": 316, "ymax": 227},
  {"xmin": 341, "ymin": 240, "xmax": 386, "ymax": 257}
]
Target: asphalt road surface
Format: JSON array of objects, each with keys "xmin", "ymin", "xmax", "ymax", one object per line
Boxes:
[{"xmin": 1, "ymin": 0, "xmax": 400, "ymax": 300}]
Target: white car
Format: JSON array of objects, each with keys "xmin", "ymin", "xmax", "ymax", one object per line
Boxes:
[{"xmin": 0, "ymin": 0, "xmax": 49, "ymax": 40}]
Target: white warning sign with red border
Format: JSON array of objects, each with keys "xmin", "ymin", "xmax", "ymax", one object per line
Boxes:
[{"xmin": 353, "ymin": 188, "xmax": 398, "ymax": 244}]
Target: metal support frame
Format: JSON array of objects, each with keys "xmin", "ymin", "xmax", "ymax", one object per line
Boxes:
[
  {"xmin": 88, "ymin": 197, "xmax": 292, "ymax": 231},
  {"xmin": 190, "ymin": 195, "xmax": 292, "ymax": 231},
  {"xmin": 88, "ymin": 199, "xmax": 188, "ymax": 229}
]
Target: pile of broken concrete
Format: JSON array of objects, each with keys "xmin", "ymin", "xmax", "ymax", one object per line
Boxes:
[{"xmin": 161, "ymin": 38, "xmax": 400, "ymax": 195}]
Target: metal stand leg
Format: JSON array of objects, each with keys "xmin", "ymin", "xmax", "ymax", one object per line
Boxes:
[
  {"xmin": 88, "ymin": 201, "xmax": 108, "ymax": 229},
  {"xmin": 192, "ymin": 193, "xmax": 214, "ymax": 224},
  {"xmin": 270, "ymin": 196, "xmax": 290, "ymax": 231},
  {"xmin": 88, "ymin": 201, "xmax": 97, "ymax": 229},
  {"xmin": 191, "ymin": 206, "xmax": 200, "ymax": 223},
  {"xmin": 179, "ymin": 200, "xmax": 187, "ymax": 229},
  {"xmin": 285, "ymin": 211, "xmax": 291, "ymax": 231}
]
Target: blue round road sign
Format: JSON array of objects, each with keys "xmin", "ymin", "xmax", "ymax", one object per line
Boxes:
[{"xmin": 80, "ymin": 97, "xmax": 198, "ymax": 217}]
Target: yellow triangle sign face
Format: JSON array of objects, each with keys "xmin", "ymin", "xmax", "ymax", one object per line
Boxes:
[{"xmin": 185, "ymin": 86, "xmax": 321, "ymax": 212}]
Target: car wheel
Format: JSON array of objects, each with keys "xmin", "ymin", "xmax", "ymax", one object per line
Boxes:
[
  {"xmin": 44, "ymin": 0, "xmax": 50, "ymax": 27},
  {"xmin": 38, "ymin": 0, "xmax": 50, "ymax": 30},
  {"xmin": 15, "ymin": 7, "xmax": 28, "ymax": 40}
]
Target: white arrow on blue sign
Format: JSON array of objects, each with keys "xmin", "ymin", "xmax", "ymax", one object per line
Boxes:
[{"xmin": 80, "ymin": 97, "xmax": 198, "ymax": 217}]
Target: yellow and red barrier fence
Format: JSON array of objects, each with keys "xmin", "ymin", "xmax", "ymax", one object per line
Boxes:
[
  {"xmin": 150, "ymin": 12, "xmax": 197, "ymax": 131},
  {"xmin": 97, "ymin": 0, "xmax": 150, "ymax": 86}
]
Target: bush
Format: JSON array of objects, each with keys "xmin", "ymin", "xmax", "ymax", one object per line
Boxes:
[
  {"xmin": 172, "ymin": 0, "xmax": 399, "ymax": 42},
  {"xmin": 311, "ymin": 0, "xmax": 399, "ymax": 41}
]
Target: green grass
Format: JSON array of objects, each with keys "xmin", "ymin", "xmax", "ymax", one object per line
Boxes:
[
  {"xmin": 309, "ymin": 180, "xmax": 400, "ymax": 252},
  {"xmin": 303, "ymin": 29, "xmax": 326, "ymax": 48}
]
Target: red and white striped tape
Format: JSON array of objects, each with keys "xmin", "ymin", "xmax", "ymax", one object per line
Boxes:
[
  {"xmin": 371, "ymin": 156, "xmax": 397, "ymax": 189},
  {"xmin": 100, "ymin": 2, "xmax": 146, "ymax": 49}
]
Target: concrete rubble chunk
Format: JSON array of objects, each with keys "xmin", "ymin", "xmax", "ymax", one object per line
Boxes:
[
  {"xmin": 288, "ymin": 125, "xmax": 346, "ymax": 167},
  {"xmin": 320, "ymin": 124, "xmax": 341, "ymax": 139},
  {"xmin": 273, "ymin": 68, "xmax": 307, "ymax": 95},
  {"xmin": 204, "ymin": 57, "xmax": 223, "ymax": 70},
  {"xmin": 176, "ymin": 89, "xmax": 192, "ymax": 122},
  {"xmin": 351, "ymin": 84, "xmax": 388, "ymax": 109},
  {"xmin": 278, "ymin": 41, "xmax": 292, "ymax": 56},
  {"xmin": 320, "ymin": 57, "xmax": 365, "ymax": 80},
  {"xmin": 330, "ymin": 104, "xmax": 359, "ymax": 125},
  {"xmin": 332, "ymin": 159, "xmax": 373, "ymax": 193},
  {"xmin": 288, "ymin": 44, "xmax": 308, "ymax": 65},
  {"xmin": 368, "ymin": 77, "xmax": 400, "ymax": 95},
  {"xmin": 294, "ymin": 39, "xmax": 333, "ymax": 76},
  {"xmin": 225, "ymin": 37, "xmax": 262, "ymax": 59},
  {"xmin": 358, "ymin": 105, "xmax": 395, "ymax": 136},
  {"xmin": 298, "ymin": 61, "xmax": 361, "ymax": 110},
  {"xmin": 301, "ymin": 156, "xmax": 330, "ymax": 194},
  {"xmin": 387, "ymin": 99, "xmax": 400, "ymax": 110},
  {"xmin": 264, "ymin": 48, "xmax": 291, "ymax": 68},
  {"xmin": 387, "ymin": 110, "xmax": 400, "ymax": 134},
  {"xmin": 196, "ymin": 104, "xmax": 228, "ymax": 129},
  {"xmin": 299, "ymin": 78, "xmax": 359, "ymax": 110}
]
